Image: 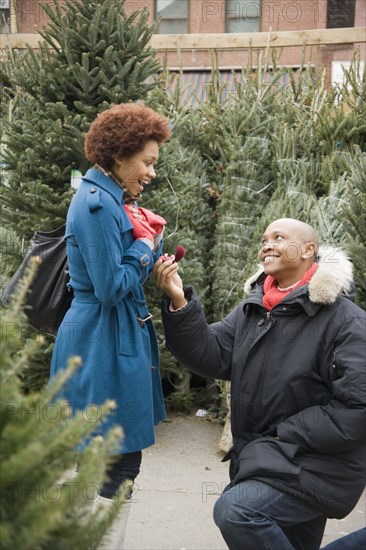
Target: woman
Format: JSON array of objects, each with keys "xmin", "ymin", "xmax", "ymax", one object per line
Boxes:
[{"xmin": 50, "ymin": 103, "xmax": 171, "ymax": 502}]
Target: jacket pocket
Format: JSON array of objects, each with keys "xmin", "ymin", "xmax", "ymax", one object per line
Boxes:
[
  {"xmin": 289, "ymin": 377, "xmax": 330, "ymax": 412},
  {"xmin": 233, "ymin": 437, "xmax": 301, "ymax": 484},
  {"xmin": 116, "ymin": 304, "xmax": 140, "ymax": 357}
]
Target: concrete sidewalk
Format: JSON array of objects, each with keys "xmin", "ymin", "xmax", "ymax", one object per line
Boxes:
[{"xmin": 123, "ymin": 414, "xmax": 365, "ymax": 550}]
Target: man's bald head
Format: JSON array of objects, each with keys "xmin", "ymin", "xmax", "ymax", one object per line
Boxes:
[{"xmin": 265, "ymin": 218, "xmax": 319, "ymax": 256}]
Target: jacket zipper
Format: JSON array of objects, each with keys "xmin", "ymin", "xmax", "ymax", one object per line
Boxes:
[{"xmin": 257, "ymin": 311, "xmax": 276, "ymax": 412}]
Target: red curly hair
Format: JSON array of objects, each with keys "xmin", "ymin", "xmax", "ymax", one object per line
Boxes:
[{"xmin": 84, "ymin": 103, "xmax": 171, "ymax": 169}]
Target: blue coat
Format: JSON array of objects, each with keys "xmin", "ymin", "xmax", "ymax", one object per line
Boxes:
[{"xmin": 50, "ymin": 168, "xmax": 166, "ymax": 453}]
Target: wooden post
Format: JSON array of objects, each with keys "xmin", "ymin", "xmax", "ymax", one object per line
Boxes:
[
  {"xmin": 10, "ymin": 0, "xmax": 18, "ymax": 34},
  {"xmin": 218, "ymin": 382, "xmax": 232, "ymax": 453}
]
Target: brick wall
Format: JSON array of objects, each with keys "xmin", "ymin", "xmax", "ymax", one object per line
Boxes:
[
  {"xmin": 15, "ymin": 0, "xmax": 53, "ymax": 32},
  {"xmin": 152, "ymin": 0, "xmax": 329, "ymax": 68},
  {"xmin": 123, "ymin": 1, "xmax": 364, "ymax": 73},
  {"xmin": 321, "ymin": 0, "xmax": 365, "ymax": 86},
  {"xmin": 13, "ymin": 0, "xmax": 365, "ymax": 77}
]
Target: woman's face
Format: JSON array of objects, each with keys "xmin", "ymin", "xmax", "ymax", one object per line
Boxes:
[{"xmin": 113, "ymin": 140, "xmax": 159, "ymax": 198}]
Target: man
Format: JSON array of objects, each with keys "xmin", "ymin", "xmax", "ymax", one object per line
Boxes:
[{"xmin": 154, "ymin": 218, "xmax": 366, "ymax": 550}]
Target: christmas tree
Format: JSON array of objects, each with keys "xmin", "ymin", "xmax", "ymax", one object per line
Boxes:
[
  {"xmin": 0, "ymin": 262, "xmax": 124, "ymax": 549},
  {"xmin": 342, "ymin": 146, "xmax": 366, "ymax": 309},
  {"xmin": 143, "ymin": 84, "xmax": 214, "ymax": 404},
  {"xmin": 1, "ymin": 0, "xmax": 160, "ymax": 238},
  {"xmin": 147, "ymin": 53, "xmax": 365, "ymax": 410},
  {"xmin": 201, "ymin": 54, "xmax": 365, "ymax": 430},
  {"xmin": 238, "ymin": 57, "xmax": 366, "ymax": 297}
]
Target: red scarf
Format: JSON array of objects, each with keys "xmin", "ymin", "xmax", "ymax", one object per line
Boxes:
[{"xmin": 262, "ymin": 262, "xmax": 318, "ymax": 311}]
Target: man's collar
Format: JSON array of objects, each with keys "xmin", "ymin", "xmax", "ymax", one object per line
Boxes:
[{"xmin": 244, "ymin": 282, "xmax": 321, "ymax": 317}]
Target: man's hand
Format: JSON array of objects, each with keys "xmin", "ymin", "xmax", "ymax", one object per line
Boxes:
[{"xmin": 154, "ymin": 258, "xmax": 186, "ymax": 309}]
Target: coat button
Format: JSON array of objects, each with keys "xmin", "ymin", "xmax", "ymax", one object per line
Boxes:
[
  {"xmin": 90, "ymin": 188, "xmax": 96, "ymax": 193},
  {"xmin": 140, "ymin": 254, "xmax": 150, "ymax": 267},
  {"xmin": 257, "ymin": 319, "xmax": 264, "ymax": 326}
]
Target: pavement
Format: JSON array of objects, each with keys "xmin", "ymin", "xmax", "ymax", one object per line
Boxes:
[{"xmin": 121, "ymin": 414, "xmax": 365, "ymax": 550}]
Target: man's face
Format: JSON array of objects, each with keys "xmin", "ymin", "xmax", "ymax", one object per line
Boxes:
[{"xmin": 258, "ymin": 220, "xmax": 312, "ymax": 280}]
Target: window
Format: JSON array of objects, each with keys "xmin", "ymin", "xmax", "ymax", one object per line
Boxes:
[
  {"xmin": 226, "ymin": 0, "xmax": 261, "ymax": 33},
  {"xmin": 0, "ymin": 0, "xmax": 10, "ymax": 34},
  {"xmin": 327, "ymin": 0, "xmax": 356, "ymax": 28},
  {"xmin": 155, "ymin": 0, "xmax": 188, "ymax": 34}
]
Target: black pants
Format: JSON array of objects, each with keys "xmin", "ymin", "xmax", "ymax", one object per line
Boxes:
[{"xmin": 99, "ymin": 450, "xmax": 142, "ymax": 499}]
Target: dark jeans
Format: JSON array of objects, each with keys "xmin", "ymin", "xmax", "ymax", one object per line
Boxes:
[
  {"xmin": 321, "ymin": 528, "xmax": 366, "ymax": 549},
  {"xmin": 213, "ymin": 480, "xmax": 327, "ymax": 550},
  {"xmin": 99, "ymin": 450, "xmax": 142, "ymax": 499}
]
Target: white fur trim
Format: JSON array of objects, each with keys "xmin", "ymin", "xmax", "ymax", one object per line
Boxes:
[
  {"xmin": 308, "ymin": 246, "xmax": 353, "ymax": 304},
  {"xmin": 244, "ymin": 266, "xmax": 264, "ymax": 295},
  {"xmin": 244, "ymin": 246, "xmax": 354, "ymax": 305}
]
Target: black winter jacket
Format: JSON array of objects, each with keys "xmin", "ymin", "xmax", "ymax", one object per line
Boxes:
[{"xmin": 162, "ymin": 249, "xmax": 366, "ymax": 518}]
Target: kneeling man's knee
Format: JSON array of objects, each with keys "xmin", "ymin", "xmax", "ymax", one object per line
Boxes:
[
  {"xmin": 213, "ymin": 491, "xmax": 247, "ymax": 532},
  {"xmin": 213, "ymin": 494, "xmax": 226, "ymax": 529}
]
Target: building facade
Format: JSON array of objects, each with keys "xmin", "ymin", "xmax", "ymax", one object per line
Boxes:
[{"xmin": 1, "ymin": 1, "xmax": 365, "ymax": 81}]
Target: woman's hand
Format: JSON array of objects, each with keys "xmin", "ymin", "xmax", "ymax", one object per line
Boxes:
[
  {"xmin": 123, "ymin": 205, "xmax": 156, "ymax": 243},
  {"xmin": 154, "ymin": 258, "xmax": 186, "ymax": 309},
  {"xmin": 123, "ymin": 205, "xmax": 167, "ymax": 246}
]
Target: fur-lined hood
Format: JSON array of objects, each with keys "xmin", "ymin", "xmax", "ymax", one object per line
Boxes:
[{"xmin": 244, "ymin": 246, "xmax": 354, "ymax": 305}]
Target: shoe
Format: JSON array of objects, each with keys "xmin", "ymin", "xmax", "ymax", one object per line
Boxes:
[{"xmin": 94, "ymin": 481, "xmax": 133, "ymax": 550}]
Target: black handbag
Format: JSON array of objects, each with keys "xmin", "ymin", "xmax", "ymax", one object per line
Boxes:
[{"xmin": 2, "ymin": 224, "xmax": 73, "ymax": 336}]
